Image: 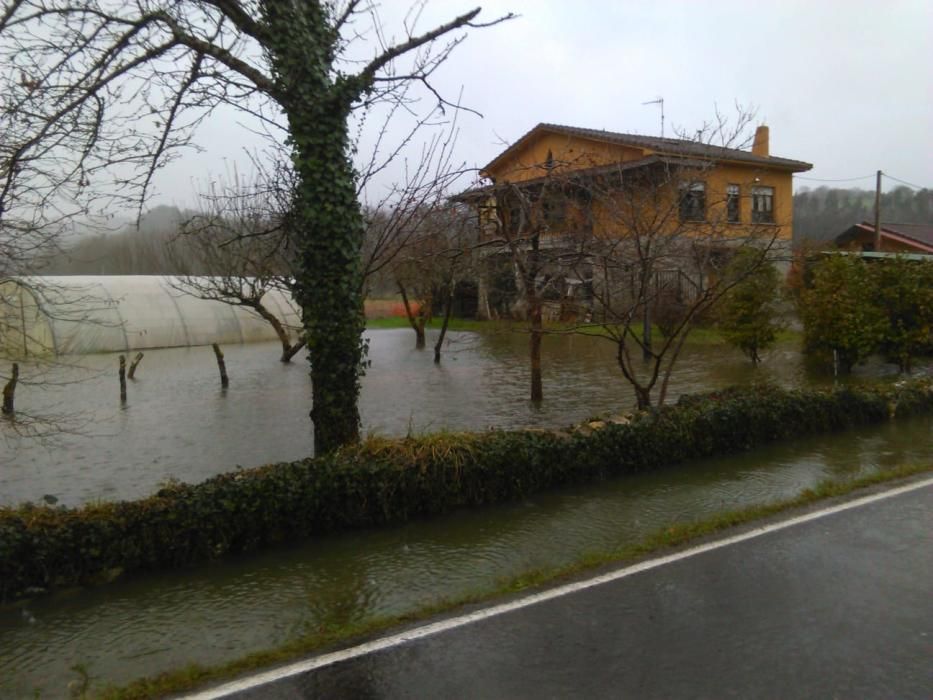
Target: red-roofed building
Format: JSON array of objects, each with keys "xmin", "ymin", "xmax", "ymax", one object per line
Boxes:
[{"xmin": 834, "ymin": 222, "xmax": 933, "ymax": 255}]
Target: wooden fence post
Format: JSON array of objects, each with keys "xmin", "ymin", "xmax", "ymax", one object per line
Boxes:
[
  {"xmin": 128, "ymin": 352, "xmax": 144, "ymax": 380},
  {"xmin": 118, "ymin": 355, "xmax": 127, "ymax": 403},
  {"xmin": 212, "ymin": 343, "xmax": 229, "ymax": 388},
  {"xmin": 2, "ymin": 363, "xmax": 18, "ymax": 415}
]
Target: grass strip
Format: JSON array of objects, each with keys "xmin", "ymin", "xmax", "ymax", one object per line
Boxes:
[
  {"xmin": 91, "ymin": 462, "xmax": 931, "ymax": 700},
  {"xmin": 363, "ymin": 316, "xmax": 803, "ymax": 345}
]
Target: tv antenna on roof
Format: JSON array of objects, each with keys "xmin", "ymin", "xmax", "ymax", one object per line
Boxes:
[{"xmin": 642, "ymin": 96, "xmax": 664, "ymax": 138}]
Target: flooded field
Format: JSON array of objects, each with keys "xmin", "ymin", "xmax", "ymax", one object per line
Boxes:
[
  {"xmin": 1, "ymin": 412, "xmax": 930, "ymax": 696},
  {"xmin": 1, "ymin": 327, "xmax": 931, "ymax": 695},
  {"xmin": 0, "ymin": 327, "xmax": 839, "ymax": 506}
]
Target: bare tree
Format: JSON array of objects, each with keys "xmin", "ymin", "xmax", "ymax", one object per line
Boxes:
[
  {"xmin": 462, "ymin": 156, "xmax": 592, "ymax": 402},
  {"xmin": 0, "ymin": 1, "xmax": 513, "ymax": 454},
  {"xmin": 466, "ymin": 107, "xmax": 789, "ymax": 410},
  {"xmin": 167, "ymin": 162, "xmax": 307, "ymax": 362},
  {"xmin": 566, "ymin": 113, "xmax": 785, "ymax": 410},
  {"xmin": 169, "ymin": 101, "xmax": 471, "ymax": 358},
  {"xmin": 390, "ymin": 200, "xmax": 476, "ymax": 354}
]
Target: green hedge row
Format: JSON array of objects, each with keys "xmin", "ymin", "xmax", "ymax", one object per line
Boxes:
[{"xmin": 2, "ymin": 380, "xmax": 931, "ymax": 602}]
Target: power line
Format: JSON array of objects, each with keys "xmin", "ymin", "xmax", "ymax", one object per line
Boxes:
[
  {"xmin": 794, "ymin": 172, "xmax": 929, "ymax": 189},
  {"xmin": 794, "ymin": 174, "xmax": 876, "ymax": 183},
  {"xmin": 883, "ymin": 173, "xmax": 928, "ymax": 190}
]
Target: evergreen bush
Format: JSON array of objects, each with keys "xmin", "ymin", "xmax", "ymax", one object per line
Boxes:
[{"xmin": 1, "ymin": 380, "xmax": 930, "ymax": 603}]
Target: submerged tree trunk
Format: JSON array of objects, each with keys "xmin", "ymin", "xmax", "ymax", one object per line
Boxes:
[
  {"xmin": 128, "ymin": 352, "xmax": 144, "ymax": 379},
  {"xmin": 617, "ymin": 339, "xmax": 653, "ymax": 412},
  {"xmin": 118, "ymin": 355, "xmax": 127, "ymax": 403},
  {"xmin": 264, "ymin": 2, "xmax": 498, "ymax": 454},
  {"xmin": 633, "ymin": 385, "xmax": 652, "ymax": 411},
  {"xmin": 287, "ymin": 105, "xmax": 365, "ymax": 454},
  {"xmin": 642, "ymin": 300, "xmax": 653, "ymax": 360},
  {"xmin": 523, "ymin": 232, "xmax": 544, "ymax": 404},
  {"xmin": 254, "ymin": 302, "xmax": 305, "ymax": 363},
  {"xmin": 398, "ymin": 282, "xmax": 427, "ymax": 349},
  {"xmin": 261, "ymin": 1, "xmax": 368, "ymax": 454},
  {"xmin": 2, "ymin": 363, "xmax": 18, "ymax": 415},
  {"xmin": 529, "ymin": 301, "xmax": 543, "ymax": 403},
  {"xmin": 434, "ymin": 283, "xmax": 455, "ymax": 364},
  {"xmin": 212, "ymin": 344, "xmax": 230, "ymax": 388}
]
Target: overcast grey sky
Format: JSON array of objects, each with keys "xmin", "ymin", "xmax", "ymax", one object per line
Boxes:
[{"xmin": 152, "ymin": 0, "xmax": 932, "ymax": 210}]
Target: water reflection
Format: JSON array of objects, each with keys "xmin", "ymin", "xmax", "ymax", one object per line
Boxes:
[
  {"xmin": 0, "ymin": 412, "xmax": 930, "ymax": 696},
  {"xmin": 6, "ymin": 326, "xmax": 913, "ymax": 507}
]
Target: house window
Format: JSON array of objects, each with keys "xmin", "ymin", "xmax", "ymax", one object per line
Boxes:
[
  {"xmin": 679, "ymin": 182, "xmax": 706, "ymax": 222},
  {"xmin": 751, "ymin": 186, "xmax": 775, "ymax": 223},
  {"xmin": 726, "ymin": 184, "xmax": 740, "ymax": 223},
  {"xmin": 541, "ymin": 194, "xmax": 566, "ymax": 229},
  {"xmin": 507, "ymin": 201, "xmax": 524, "ymax": 234}
]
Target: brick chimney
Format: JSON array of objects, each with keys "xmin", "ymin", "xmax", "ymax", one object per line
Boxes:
[{"xmin": 752, "ymin": 125, "xmax": 770, "ymax": 157}]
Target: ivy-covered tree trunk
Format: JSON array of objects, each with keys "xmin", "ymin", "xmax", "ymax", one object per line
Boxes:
[
  {"xmin": 257, "ymin": 1, "xmax": 504, "ymax": 453},
  {"xmin": 264, "ymin": 3, "xmax": 368, "ymax": 454},
  {"xmin": 289, "ymin": 117, "xmax": 367, "ymax": 454}
]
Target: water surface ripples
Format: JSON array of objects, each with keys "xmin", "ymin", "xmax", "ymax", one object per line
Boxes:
[{"xmin": 1, "ymin": 412, "xmax": 930, "ymax": 696}]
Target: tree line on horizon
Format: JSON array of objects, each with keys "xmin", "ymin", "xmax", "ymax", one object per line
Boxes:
[
  {"xmin": 794, "ymin": 185, "xmax": 933, "ymax": 243},
  {"xmin": 35, "ymin": 186, "xmax": 933, "ymax": 277}
]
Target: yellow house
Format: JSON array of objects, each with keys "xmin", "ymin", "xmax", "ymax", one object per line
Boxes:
[
  {"xmin": 456, "ymin": 122, "xmax": 812, "ymax": 319},
  {"xmin": 472, "ymin": 122, "xmax": 812, "ymax": 241}
]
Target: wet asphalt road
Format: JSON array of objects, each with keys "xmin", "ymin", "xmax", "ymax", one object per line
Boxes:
[{"xmin": 219, "ymin": 482, "xmax": 933, "ymax": 699}]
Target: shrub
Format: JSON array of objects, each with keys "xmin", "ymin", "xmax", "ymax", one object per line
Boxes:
[
  {"xmin": 717, "ymin": 250, "xmax": 784, "ymax": 364},
  {"xmin": 1, "ymin": 380, "xmax": 930, "ymax": 603},
  {"xmin": 870, "ymin": 257, "xmax": 933, "ymax": 372},
  {"xmin": 798, "ymin": 255, "xmax": 886, "ymax": 373}
]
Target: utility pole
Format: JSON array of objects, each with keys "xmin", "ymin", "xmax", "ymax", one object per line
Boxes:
[
  {"xmin": 874, "ymin": 170, "xmax": 882, "ymax": 252},
  {"xmin": 642, "ymin": 97, "xmax": 664, "ymax": 138}
]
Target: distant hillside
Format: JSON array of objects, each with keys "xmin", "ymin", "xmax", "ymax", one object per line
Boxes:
[
  {"xmin": 39, "ymin": 189, "xmax": 933, "ymax": 271},
  {"xmin": 41, "ymin": 206, "xmax": 195, "ymax": 275},
  {"xmin": 794, "ymin": 185, "xmax": 933, "ymax": 245}
]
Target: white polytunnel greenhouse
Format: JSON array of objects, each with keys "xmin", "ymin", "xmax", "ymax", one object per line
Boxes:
[{"xmin": 0, "ymin": 276, "xmax": 301, "ymax": 357}]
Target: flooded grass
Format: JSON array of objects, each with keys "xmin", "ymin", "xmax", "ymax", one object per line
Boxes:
[
  {"xmin": 2, "ymin": 328, "xmax": 931, "ymax": 697},
  {"xmin": 4, "ymin": 327, "xmax": 905, "ymax": 508},
  {"xmin": 93, "ymin": 463, "xmax": 931, "ymax": 700}
]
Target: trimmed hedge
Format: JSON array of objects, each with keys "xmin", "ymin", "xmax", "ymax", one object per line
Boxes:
[{"xmin": 2, "ymin": 381, "xmax": 931, "ymax": 602}]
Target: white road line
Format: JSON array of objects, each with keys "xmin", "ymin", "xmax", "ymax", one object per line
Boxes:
[{"xmin": 184, "ymin": 475, "xmax": 933, "ymax": 699}]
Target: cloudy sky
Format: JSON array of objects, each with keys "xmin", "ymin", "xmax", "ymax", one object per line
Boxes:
[{"xmin": 152, "ymin": 0, "xmax": 932, "ymax": 209}]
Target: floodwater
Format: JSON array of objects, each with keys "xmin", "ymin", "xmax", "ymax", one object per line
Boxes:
[
  {"xmin": 1, "ymin": 411, "xmax": 931, "ymax": 696},
  {"xmin": 1, "ymin": 326, "xmax": 905, "ymax": 507},
  {"xmin": 1, "ymin": 328, "xmax": 932, "ymax": 696}
]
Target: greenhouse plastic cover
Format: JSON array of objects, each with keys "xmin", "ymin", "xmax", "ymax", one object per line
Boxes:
[{"xmin": 0, "ymin": 276, "xmax": 300, "ymax": 357}]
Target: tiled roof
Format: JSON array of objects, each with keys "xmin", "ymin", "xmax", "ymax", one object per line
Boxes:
[
  {"xmin": 482, "ymin": 122, "xmax": 812, "ymax": 175},
  {"xmin": 880, "ymin": 222, "xmax": 933, "ymax": 248},
  {"xmin": 453, "ymin": 155, "xmax": 706, "ymax": 201},
  {"xmin": 837, "ymin": 222, "xmax": 933, "ymax": 253}
]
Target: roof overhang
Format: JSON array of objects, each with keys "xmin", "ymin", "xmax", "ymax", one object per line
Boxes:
[
  {"xmin": 835, "ymin": 223, "xmax": 933, "ymax": 254},
  {"xmin": 481, "ymin": 122, "xmax": 813, "ymax": 178},
  {"xmin": 454, "ymin": 155, "xmax": 711, "ymax": 203}
]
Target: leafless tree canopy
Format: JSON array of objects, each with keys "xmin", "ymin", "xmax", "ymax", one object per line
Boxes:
[
  {"xmin": 471, "ymin": 106, "xmax": 785, "ymax": 409},
  {"xmin": 0, "ymin": 0, "xmax": 514, "ymax": 451},
  {"xmin": 0, "ymin": 1, "xmax": 509, "ymax": 217}
]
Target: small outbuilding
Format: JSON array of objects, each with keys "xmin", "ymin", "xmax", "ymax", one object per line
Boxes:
[{"xmin": 834, "ymin": 222, "xmax": 933, "ymax": 255}]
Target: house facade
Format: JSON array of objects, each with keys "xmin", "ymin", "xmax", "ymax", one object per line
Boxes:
[
  {"xmin": 458, "ymin": 123, "xmax": 812, "ymax": 319},
  {"xmin": 473, "ymin": 123, "xmax": 810, "ymax": 239}
]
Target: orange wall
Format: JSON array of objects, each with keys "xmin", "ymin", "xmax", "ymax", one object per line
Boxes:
[
  {"xmin": 484, "ymin": 131, "xmax": 796, "ymax": 240},
  {"xmin": 690, "ymin": 162, "xmax": 794, "ymax": 240},
  {"xmin": 483, "ymin": 133, "xmax": 645, "ymax": 183}
]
